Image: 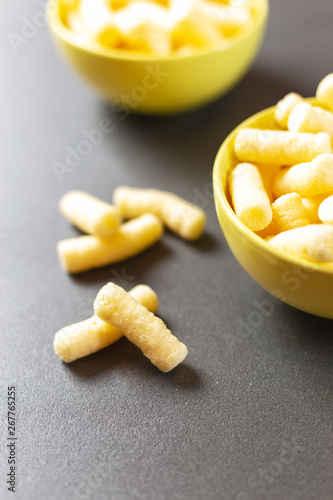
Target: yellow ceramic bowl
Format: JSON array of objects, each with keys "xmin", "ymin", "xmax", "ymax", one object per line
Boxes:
[
  {"xmin": 47, "ymin": 0, "xmax": 268, "ymax": 115},
  {"xmin": 213, "ymin": 101, "xmax": 333, "ymax": 319}
]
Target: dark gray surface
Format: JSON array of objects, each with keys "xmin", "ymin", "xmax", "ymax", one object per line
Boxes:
[{"xmin": 1, "ymin": 1, "xmax": 333, "ymax": 499}]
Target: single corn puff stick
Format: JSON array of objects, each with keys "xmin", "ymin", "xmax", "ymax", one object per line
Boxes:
[
  {"xmin": 257, "ymin": 164, "xmax": 281, "ymax": 202},
  {"xmin": 234, "ymin": 128, "xmax": 331, "ymax": 165},
  {"xmin": 54, "ymin": 285, "xmax": 159, "ymax": 363},
  {"xmin": 271, "ymin": 193, "xmax": 310, "ymax": 232},
  {"xmin": 318, "ymin": 195, "xmax": 333, "ymax": 224},
  {"xmin": 113, "ymin": 187, "xmax": 206, "ymax": 241},
  {"xmin": 268, "ymin": 224, "xmax": 333, "ymax": 262},
  {"xmin": 57, "ymin": 213, "xmax": 163, "ymax": 274},
  {"xmin": 301, "ymin": 192, "xmax": 333, "ymax": 223},
  {"xmin": 273, "ymin": 154, "xmax": 333, "ymax": 198},
  {"xmin": 288, "ymin": 102, "xmax": 333, "ymax": 142},
  {"xmin": 229, "ymin": 162, "xmax": 273, "ymax": 231},
  {"xmin": 316, "ymin": 73, "xmax": 333, "ymax": 111},
  {"xmin": 94, "ymin": 283, "xmax": 188, "ymax": 372},
  {"xmin": 59, "ymin": 191, "xmax": 122, "ymax": 237},
  {"xmin": 275, "ymin": 93, "xmax": 304, "ymax": 128}
]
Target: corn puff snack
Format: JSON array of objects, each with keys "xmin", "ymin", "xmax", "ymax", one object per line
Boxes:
[
  {"xmin": 94, "ymin": 282, "xmax": 188, "ymax": 372},
  {"xmin": 228, "ymin": 73, "xmax": 333, "ymax": 265},
  {"xmin": 275, "ymin": 92, "xmax": 304, "ymax": 128},
  {"xmin": 271, "ymin": 193, "xmax": 310, "ymax": 232},
  {"xmin": 54, "ymin": 285, "xmax": 159, "ymax": 362},
  {"xmin": 301, "ymin": 192, "xmax": 333, "ymax": 224},
  {"xmin": 234, "ymin": 129, "xmax": 331, "ymax": 165},
  {"xmin": 67, "ymin": 0, "xmax": 256, "ymax": 54},
  {"xmin": 273, "ymin": 154, "xmax": 333, "ymax": 198},
  {"xmin": 113, "ymin": 186, "xmax": 206, "ymax": 240},
  {"xmin": 229, "ymin": 162, "xmax": 272, "ymax": 231},
  {"xmin": 57, "ymin": 213, "xmax": 163, "ymax": 273},
  {"xmin": 268, "ymin": 224, "xmax": 333, "ymax": 263},
  {"xmin": 318, "ymin": 195, "xmax": 333, "ymax": 225},
  {"xmin": 288, "ymin": 102, "xmax": 333, "ymax": 143},
  {"xmin": 257, "ymin": 164, "xmax": 281, "ymax": 202},
  {"xmin": 59, "ymin": 190, "xmax": 122, "ymax": 238}
]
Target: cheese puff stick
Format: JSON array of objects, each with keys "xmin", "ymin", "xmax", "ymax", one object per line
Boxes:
[
  {"xmin": 54, "ymin": 285, "xmax": 159, "ymax": 363},
  {"xmin": 59, "ymin": 191, "xmax": 122, "ymax": 237},
  {"xmin": 318, "ymin": 195, "xmax": 333, "ymax": 224},
  {"xmin": 288, "ymin": 102, "xmax": 333, "ymax": 142},
  {"xmin": 57, "ymin": 213, "xmax": 163, "ymax": 274},
  {"xmin": 234, "ymin": 128, "xmax": 331, "ymax": 165},
  {"xmin": 94, "ymin": 282, "xmax": 188, "ymax": 372},
  {"xmin": 229, "ymin": 163, "xmax": 272, "ymax": 231},
  {"xmin": 301, "ymin": 192, "xmax": 333, "ymax": 223},
  {"xmin": 275, "ymin": 93, "xmax": 304, "ymax": 128},
  {"xmin": 316, "ymin": 73, "xmax": 333, "ymax": 112},
  {"xmin": 273, "ymin": 154, "xmax": 333, "ymax": 198},
  {"xmin": 268, "ymin": 224, "xmax": 333, "ymax": 263},
  {"xmin": 271, "ymin": 193, "xmax": 310, "ymax": 232},
  {"xmin": 113, "ymin": 187, "xmax": 206, "ymax": 241}
]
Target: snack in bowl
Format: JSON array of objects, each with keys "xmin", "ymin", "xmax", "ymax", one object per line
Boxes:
[
  {"xmin": 270, "ymin": 193, "xmax": 310, "ymax": 233},
  {"xmin": 47, "ymin": 0, "xmax": 268, "ymax": 114},
  {"xmin": 213, "ymin": 73, "xmax": 333, "ymax": 318},
  {"xmin": 228, "ymin": 74, "xmax": 333, "ymax": 264},
  {"xmin": 234, "ymin": 128, "xmax": 331, "ymax": 165},
  {"xmin": 66, "ymin": 0, "xmax": 257, "ymax": 55},
  {"xmin": 272, "ymin": 154, "xmax": 333, "ymax": 198},
  {"xmin": 318, "ymin": 195, "xmax": 333, "ymax": 225},
  {"xmin": 229, "ymin": 162, "xmax": 272, "ymax": 231},
  {"xmin": 274, "ymin": 92, "xmax": 304, "ymax": 128}
]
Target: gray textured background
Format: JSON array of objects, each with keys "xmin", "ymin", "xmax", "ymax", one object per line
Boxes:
[{"xmin": 1, "ymin": 1, "xmax": 333, "ymax": 499}]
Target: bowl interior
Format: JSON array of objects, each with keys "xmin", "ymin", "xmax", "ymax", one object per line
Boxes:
[
  {"xmin": 213, "ymin": 99, "xmax": 333, "ymax": 276},
  {"xmin": 49, "ymin": 0, "xmax": 269, "ymax": 61}
]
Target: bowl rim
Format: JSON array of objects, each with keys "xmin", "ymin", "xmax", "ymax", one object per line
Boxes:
[
  {"xmin": 213, "ymin": 98, "xmax": 333, "ymax": 276},
  {"xmin": 47, "ymin": 0, "xmax": 269, "ymax": 62}
]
